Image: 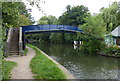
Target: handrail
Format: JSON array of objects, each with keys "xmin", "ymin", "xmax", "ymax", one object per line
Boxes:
[
  {"xmin": 21, "ymin": 25, "xmax": 82, "ymax": 33},
  {"xmin": 5, "ymin": 27, "xmax": 13, "ymax": 56},
  {"xmin": 7, "ymin": 27, "xmax": 13, "ymax": 42},
  {"xmin": 19, "ymin": 27, "xmax": 23, "ymax": 55}
]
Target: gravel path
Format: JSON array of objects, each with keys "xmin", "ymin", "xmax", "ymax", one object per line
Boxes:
[{"xmin": 5, "ymin": 47, "xmax": 35, "ymax": 79}]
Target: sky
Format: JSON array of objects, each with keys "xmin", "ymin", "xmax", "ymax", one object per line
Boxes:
[{"xmin": 23, "ymin": 0, "xmax": 119, "ymax": 21}]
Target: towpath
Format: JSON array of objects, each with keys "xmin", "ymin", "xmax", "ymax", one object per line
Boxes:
[{"xmin": 5, "ymin": 47, "xmax": 35, "ymax": 79}]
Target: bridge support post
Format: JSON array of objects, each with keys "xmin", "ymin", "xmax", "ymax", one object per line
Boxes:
[
  {"xmin": 22, "ymin": 32, "xmax": 26, "ymax": 50},
  {"xmin": 19, "ymin": 41, "xmax": 23, "ymax": 55},
  {"xmin": 22, "ymin": 33, "xmax": 25, "ymax": 50},
  {"xmin": 19, "ymin": 27, "xmax": 23, "ymax": 55}
]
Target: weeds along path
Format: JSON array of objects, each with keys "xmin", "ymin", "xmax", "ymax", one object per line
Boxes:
[{"xmin": 5, "ymin": 47, "xmax": 35, "ymax": 79}]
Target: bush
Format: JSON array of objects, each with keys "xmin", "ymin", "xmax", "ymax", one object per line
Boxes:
[
  {"xmin": 24, "ymin": 48, "xmax": 28, "ymax": 56},
  {"xmin": 80, "ymin": 39, "xmax": 105, "ymax": 54},
  {"xmin": 103, "ymin": 45, "xmax": 120, "ymax": 55}
]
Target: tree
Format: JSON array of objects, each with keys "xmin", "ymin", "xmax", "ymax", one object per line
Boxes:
[
  {"xmin": 26, "ymin": 33, "xmax": 50, "ymax": 43},
  {"xmin": 100, "ymin": 2, "xmax": 120, "ymax": 32},
  {"xmin": 49, "ymin": 33, "xmax": 63, "ymax": 43},
  {"xmin": 37, "ymin": 20, "xmax": 48, "ymax": 25},
  {"xmin": 35, "ymin": 15, "xmax": 58, "ymax": 43},
  {"xmin": 17, "ymin": 15, "xmax": 32, "ymax": 26},
  {"xmin": 2, "ymin": 2, "xmax": 34, "ymax": 28},
  {"xmin": 79, "ymin": 15, "xmax": 106, "ymax": 53},
  {"xmin": 58, "ymin": 5, "xmax": 90, "ymax": 26},
  {"xmin": 37, "ymin": 15, "xmax": 58, "ymax": 25},
  {"xmin": 2, "ymin": 2, "xmax": 35, "ymax": 53},
  {"xmin": 55, "ymin": 5, "xmax": 90, "ymax": 43},
  {"xmin": 64, "ymin": 33, "xmax": 78, "ymax": 43}
]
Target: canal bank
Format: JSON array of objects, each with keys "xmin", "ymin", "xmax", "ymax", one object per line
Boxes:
[
  {"xmin": 28, "ymin": 44, "xmax": 75, "ymax": 79},
  {"xmin": 32, "ymin": 42, "xmax": 119, "ymax": 79},
  {"xmin": 40, "ymin": 48, "xmax": 76, "ymax": 79}
]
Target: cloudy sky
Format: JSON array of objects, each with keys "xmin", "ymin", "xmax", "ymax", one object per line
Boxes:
[{"xmin": 23, "ymin": 0, "xmax": 119, "ymax": 21}]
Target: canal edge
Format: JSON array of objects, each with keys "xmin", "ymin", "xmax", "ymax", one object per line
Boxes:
[{"xmin": 35, "ymin": 47, "xmax": 76, "ymax": 79}]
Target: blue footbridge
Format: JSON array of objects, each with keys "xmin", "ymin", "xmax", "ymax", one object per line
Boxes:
[{"xmin": 6, "ymin": 25, "xmax": 82, "ymax": 56}]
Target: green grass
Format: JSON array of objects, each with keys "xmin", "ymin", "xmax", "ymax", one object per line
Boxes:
[
  {"xmin": 2, "ymin": 60, "xmax": 17, "ymax": 79},
  {"xmin": 27, "ymin": 44, "xmax": 66, "ymax": 80},
  {"xmin": 24, "ymin": 48, "xmax": 28, "ymax": 56}
]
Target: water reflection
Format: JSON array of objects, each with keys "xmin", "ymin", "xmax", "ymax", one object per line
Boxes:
[
  {"xmin": 32, "ymin": 42, "xmax": 119, "ymax": 79},
  {"xmin": 73, "ymin": 45, "xmax": 80, "ymax": 50}
]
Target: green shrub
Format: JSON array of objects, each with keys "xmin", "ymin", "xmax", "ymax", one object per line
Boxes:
[
  {"xmin": 80, "ymin": 39, "xmax": 105, "ymax": 54},
  {"xmin": 103, "ymin": 45, "xmax": 120, "ymax": 55},
  {"xmin": 24, "ymin": 48, "xmax": 28, "ymax": 56}
]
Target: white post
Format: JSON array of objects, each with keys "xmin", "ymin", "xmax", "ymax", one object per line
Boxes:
[
  {"xmin": 79, "ymin": 41, "xmax": 82, "ymax": 44},
  {"xmin": 74, "ymin": 41, "xmax": 77, "ymax": 45},
  {"xmin": 73, "ymin": 45, "xmax": 77, "ymax": 49},
  {"xmin": 19, "ymin": 27, "xmax": 23, "ymax": 55}
]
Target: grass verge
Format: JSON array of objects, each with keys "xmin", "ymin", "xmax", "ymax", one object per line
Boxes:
[
  {"xmin": 24, "ymin": 48, "xmax": 28, "ymax": 56},
  {"xmin": 2, "ymin": 60, "xmax": 17, "ymax": 79},
  {"xmin": 27, "ymin": 44, "xmax": 66, "ymax": 80}
]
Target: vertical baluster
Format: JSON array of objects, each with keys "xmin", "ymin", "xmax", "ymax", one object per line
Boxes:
[
  {"xmin": 42, "ymin": 25, "xmax": 43, "ymax": 30},
  {"xmin": 49, "ymin": 25, "xmax": 50, "ymax": 30}
]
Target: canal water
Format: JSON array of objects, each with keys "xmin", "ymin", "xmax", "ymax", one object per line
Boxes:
[{"xmin": 32, "ymin": 42, "xmax": 119, "ymax": 79}]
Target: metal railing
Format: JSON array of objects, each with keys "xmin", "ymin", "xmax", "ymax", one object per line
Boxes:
[
  {"xmin": 5, "ymin": 27, "xmax": 13, "ymax": 56},
  {"xmin": 21, "ymin": 25, "xmax": 82, "ymax": 33}
]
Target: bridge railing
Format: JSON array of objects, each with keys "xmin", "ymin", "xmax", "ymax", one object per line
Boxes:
[
  {"xmin": 19, "ymin": 27, "xmax": 23, "ymax": 55},
  {"xmin": 22, "ymin": 25, "xmax": 82, "ymax": 33},
  {"xmin": 37, "ymin": 25, "xmax": 78, "ymax": 31},
  {"xmin": 5, "ymin": 27, "xmax": 13, "ymax": 56}
]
